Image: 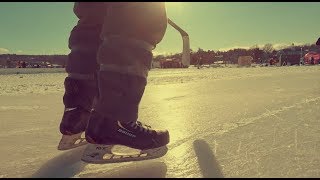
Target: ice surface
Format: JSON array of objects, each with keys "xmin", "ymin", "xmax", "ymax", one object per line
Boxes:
[{"xmin": 0, "ymin": 66, "xmax": 320, "ymax": 177}]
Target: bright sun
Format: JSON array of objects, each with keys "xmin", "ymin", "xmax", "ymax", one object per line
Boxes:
[{"xmin": 165, "ymin": 2, "xmax": 182, "ymax": 6}]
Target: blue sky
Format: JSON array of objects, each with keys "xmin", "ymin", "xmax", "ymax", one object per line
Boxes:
[{"xmin": 0, "ymin": 2, "xmax": 319, "ymax": 55}]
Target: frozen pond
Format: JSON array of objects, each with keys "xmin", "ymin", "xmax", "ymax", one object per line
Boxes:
[{"xmin": 0, "ymin": 66, "xmax": 320, "ymax": 177}]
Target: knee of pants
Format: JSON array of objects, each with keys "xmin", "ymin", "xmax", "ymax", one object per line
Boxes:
[
  {"xmin": 101, "ymin": 2, "xmax": 167, "ymax": 46},
  {"xmin": 97, "ymin": 37, "xmax": 153, "ymax": 79},
  {"xmin": 66, "ymin": 24, "xmax": 102, "ymax": 74}
]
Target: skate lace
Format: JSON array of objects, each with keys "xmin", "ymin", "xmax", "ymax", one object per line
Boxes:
[{"xmin": 131, "ymin": 121, "xmax": 152, "ymax": 133}]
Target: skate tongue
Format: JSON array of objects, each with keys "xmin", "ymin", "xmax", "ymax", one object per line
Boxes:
[
  {"xmin": 137, "ymin": 121, "xmax": 151, "ymax": 128},
  {"xmin": 126, "ymin": 121, "xmax": 151, "ymax": 129}
]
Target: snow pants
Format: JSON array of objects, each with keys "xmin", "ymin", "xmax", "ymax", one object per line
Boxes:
[{"xmin": 65, "ymin": 2, "xmax": 167, "ymax": 123}]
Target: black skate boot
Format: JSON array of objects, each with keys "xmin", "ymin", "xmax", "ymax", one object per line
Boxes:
[
  {"xmin": 81, "ymin": 111, "xmax": 169, "ymax": 164},
  {"xmin": 58, "ymin": 76, "xmax": 97, "ymax": 150}
]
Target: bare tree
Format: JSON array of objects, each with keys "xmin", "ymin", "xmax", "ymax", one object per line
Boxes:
[
  {"xmin": 262, "ymin": 43, "xmax": 274, "ymax": 54},
  {"xmin": 250, "ymin": 44, "xmax": 259, "ymax": 50}
]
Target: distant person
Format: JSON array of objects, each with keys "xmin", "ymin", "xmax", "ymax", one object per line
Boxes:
[
  {"xmin": 310, "ymin": 57, "xmax": 315, "ymax": 65},
  {"xmin": 58, "ymin": 2, "xmax": 169, "ymax": 163},
  {"xmin": 21, "ymin": 61, "xmax": 26, "ymax": 68},
  {"xmin": 197, "ymin": 58, "xmax": 203, "ymax": 69}
]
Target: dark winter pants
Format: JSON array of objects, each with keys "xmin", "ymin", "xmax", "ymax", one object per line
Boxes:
[{"xmin": 65, "ymin": 2, "xmax": 167, "ymax": 123}]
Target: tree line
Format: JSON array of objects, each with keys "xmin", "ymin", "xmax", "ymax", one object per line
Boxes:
[
  {"xmin": 154, "ymin": 43, "xmax": 320, "ymax": 65},
  {"xmin": 1, "ymin": 43, "xmax": 319, "ymax": 68}
]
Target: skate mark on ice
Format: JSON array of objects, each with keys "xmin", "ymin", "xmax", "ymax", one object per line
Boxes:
[
  {"xmin": 245, "ymin": 96, "xmax": 320, "ymax": 123},
  {"xmin": 237, "ymin": 141, "xmax": 242, "ymax": 154},
  {"xmin": 167, "ymin": 96, "xmax": 320, "ymax": 160},
  {"xmin": 193, "ymin": 139, "xmax": 224, "ymax": 178},
  {"xmin": 0, "ymin": 105, "xmax": 48, "ymax": 111},
  {"xmin": 216, "ymin": 96, "xmax": 320, "ymax": 136},
  {"xmin": 164, "ymin": 95, "xmax": 187, "ymax": 101},
  {"xmin": 294, "ymin": 129, "xmax": 298, "ymax": 153},
  {"xmin": 30, "ymin": 145, "xmax": 87, "ymax": 178},
  {"xmin": 0, "ymin": 127, "xmax": 52, "ymax": 138}
]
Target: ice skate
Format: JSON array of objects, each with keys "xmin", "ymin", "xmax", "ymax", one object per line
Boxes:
[
  {"xmin": 81, "ymin": 111, "xmax": 169, "ymax": 163},
  {"xmin": 81, "ymin": 144, "xmax": 168, "ymax": 164},
  {"xmin": 58, "ymin": 131, "xmax": 87, "ymax": 151},
  {"xmin": 57, "ymin": 106, "xmax": 90, "ymax": 150},
  {"xmin": 58, "ymin": 77, "xmax": 97, "ymax": 150}
]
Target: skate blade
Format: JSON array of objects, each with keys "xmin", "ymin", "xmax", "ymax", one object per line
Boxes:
[
  {"xmin": 57, "ymin": 132, "xmax": 88, "ymax": 151},
  {"xmin": 81, "ymin": 144, "xmax": 168, "ymax": 164}
]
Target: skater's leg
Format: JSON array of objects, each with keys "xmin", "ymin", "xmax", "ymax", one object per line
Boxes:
[
  {"xmin": 58, "ymin": 3, "xmax": 107, "ymax": 150},
  {"xmin": 85, "ymin": 2, "xmax": 169, "ymax": 151},
  {"xmin": 65, "ymin": 2, "xmax": 106, "ymax": 75}
]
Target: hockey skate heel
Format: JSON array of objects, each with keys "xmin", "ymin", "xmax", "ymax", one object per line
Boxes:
[
  {"xmin": 57, "ymin": 132, "xmax": 87, "ymax": 150},
  {"xmin": 81, "ymin": 143, "xmax": 168, "ymax": 164}
]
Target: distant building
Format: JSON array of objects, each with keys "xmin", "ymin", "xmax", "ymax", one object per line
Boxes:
[
  {"xmin": 304, "ymin": 51, "xmax": 320, "ymax": 65},
  {"xmin": 50, "ymin": 64, "xmax": 64, "ymax": 68},
  {"xmin": 160, "ymin": 58, "xmax": 183, "ymax": 68},
  {"xmin": 277, "ymin": 48, "xmax": 303, "ymax": 65},
  {"xmin": 238, "ymin": 56, "xmax": 253, "ymax": 67},
  {"xmin": 152, "ymin": 60, "xmax": 161, "ymax": 68}
]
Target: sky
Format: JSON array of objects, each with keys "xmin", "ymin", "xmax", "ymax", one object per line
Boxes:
[{"xmin": 0, "ymin": 2, "xmax": 319, "ymax": 55}]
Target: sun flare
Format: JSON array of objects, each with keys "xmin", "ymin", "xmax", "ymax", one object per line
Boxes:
[{"xmin": 165, "ymin": 2, "xmax": 182, "ymax": 7}]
